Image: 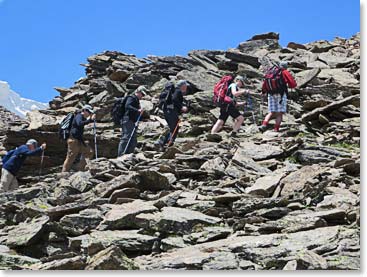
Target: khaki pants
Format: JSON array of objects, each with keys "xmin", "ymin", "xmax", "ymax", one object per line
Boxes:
[
  {"xmin": 62, "ymin": 138, "xmax": 94, "ymax": 172},
  {"xmin": 0, "ymin": 168, "xmax": 19, "ymax": 192}
]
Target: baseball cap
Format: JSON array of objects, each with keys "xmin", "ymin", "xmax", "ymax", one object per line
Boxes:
[
  {"xmin": 235, "ymin": 75, "xmax": 246, "ymax": 86},
  {"xmin": 176, "ymin": 80, "xmax": 190, "ymax": 87},
  {"xmin": 135, "ymin": 85, "xmax": 149, "ymax": 96},
  {"xmin": 26, "ymin": 139, "xmax": 38, "ymax": 148},
  {"xmin": 82, "ymin": 104, "xmax": 95, "ymax": 114},
  {"xmin": 279, "ymin": 61, "xmax": 288, "ymax": 69}
]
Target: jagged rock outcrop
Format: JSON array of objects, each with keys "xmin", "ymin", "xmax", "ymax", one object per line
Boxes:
[{"xmin": 0, "ymin": 32, "xmax": 360, "ymax": 270}]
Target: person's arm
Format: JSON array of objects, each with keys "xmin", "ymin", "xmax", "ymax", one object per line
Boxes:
[
  {"xmin": 22, "ymin": 147, "xmax": 43, "ymax": 157},
  {"xmin": 172, "ymin": 91, "xmax": 183, "ymax": 112},
  {"xmin": 75, "ymin": 113, "xmax": 92, "ymax": 127},
  {"xmin": 282, "ymin": 70, "xmax": 297, "ymax": 89},
  {"xmin": 125, "ymin": 97, "xmax": 140, "ymax": 112},
  {"xmin": 231, "ymin": 86, "xmax": 249, "ymax": 98}
]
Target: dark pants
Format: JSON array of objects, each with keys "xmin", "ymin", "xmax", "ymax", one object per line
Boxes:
[
  {"xmin": 118, "ymin": 117, "xmax": 137, "ymax": 156},
  {"xmin": 158, "ymin": 109, "xmax": 179, "ymax": 146}
]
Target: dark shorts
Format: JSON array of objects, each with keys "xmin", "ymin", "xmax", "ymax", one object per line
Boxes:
[{"xmin": 219, "ymin": 104, "xmax": 241, "ymax": 122}]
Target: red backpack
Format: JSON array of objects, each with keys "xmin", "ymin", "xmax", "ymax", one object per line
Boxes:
[
  {"xmin": 262, "ymin": 66, "xmax": 287, "ymax": 94},
  {"xmin": 213, "ymin": 75, "xmax": 234, "ymax": 106}
]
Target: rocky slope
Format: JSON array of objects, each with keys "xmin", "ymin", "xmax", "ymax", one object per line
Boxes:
[{"xmin": 0, "ymin": 32, "xmax": 360, "ymax": 270}]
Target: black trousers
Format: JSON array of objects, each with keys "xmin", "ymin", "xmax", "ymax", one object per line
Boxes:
[
  {"xmin": 162, "ymin": 109, "xmax": 179, "ymax": 146},
  {"xmin": 118, "ymin": 117, "xmax": 137, "ymax": 156}
]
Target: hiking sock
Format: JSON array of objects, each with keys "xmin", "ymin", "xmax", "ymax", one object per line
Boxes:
[{"xmin": 274, "ymin": 124, "xmax": 281, "ymax": 132}]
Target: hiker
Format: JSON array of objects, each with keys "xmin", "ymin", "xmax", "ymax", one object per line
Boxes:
[
  {"xmin": 117, "ymin": 85, "xmax": 149, "ymax": 156},
  {"xmin": 0, "ymin": 139, "xmax": 46, "ymax": 192},
  {"xmin": 62, "ymin": 105, "xmax": 95, "ymax": 172},
  {"xmin": 211, "ymin": 75, "xmax": 250, "ymax": 135},
  {"xmin": 259, "ymin": 61, "xmax": 297, "ymax": 132},
  {"xmin": 155, "ymin": 80, "xmax": 189, "ymax": 150}
]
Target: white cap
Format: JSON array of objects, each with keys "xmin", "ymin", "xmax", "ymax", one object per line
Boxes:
[{"xmin": 26, "ymin": 139, "xmax": 38, "ymax": 148}]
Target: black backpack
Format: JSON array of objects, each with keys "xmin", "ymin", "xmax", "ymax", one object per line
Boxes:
[
  {"xmin": 111, "ymin": 96, "xmax": 130, "ymax": 125},
  {"xmin": 59, "ymin": 112, "xmax": 77, "ymax": 141},
  {"xmin": 158, "ymin": 82, "xmax": 175, "ymax": 110}
]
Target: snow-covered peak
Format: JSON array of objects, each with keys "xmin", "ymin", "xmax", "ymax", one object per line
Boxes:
[{"xmin": 0, "ymin": 81, "xmax": 48, "ymax": 118}]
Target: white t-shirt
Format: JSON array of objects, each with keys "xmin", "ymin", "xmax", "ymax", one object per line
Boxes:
[{"xmin": 228, "ymin": 83, "xmax": 239, "ymax": 100}]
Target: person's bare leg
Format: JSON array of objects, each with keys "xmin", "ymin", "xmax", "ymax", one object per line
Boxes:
[
  {"xmin": 211, "ymin": 119, "xmax": 224, "ymax": 134},
  {"xmin": 264, "ymin": 112, "xmax": 274, "ymax": 124},
  {"xmin": 274, "ymin": 112, "xmax": 283, "ymax": 131},
  {"xmin": 233, "ymin": 115, "xmax": 244, "ymax": 132}
]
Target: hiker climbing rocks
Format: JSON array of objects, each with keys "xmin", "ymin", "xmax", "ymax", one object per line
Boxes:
[
  {"xmin": 62, "ymin": 105, "xmax": 95, "ymax": 172},
  {"xmin": 155, "ymin": 80, "xmax": 189, "ymax": 150},
  {"xmin": 117, "ymin": 86, "xmax": 148, "ymax": 156},
  {"xmin": 259, "ymin": 61, "xmax": 297, "ymax": 132},
  {"xmin": 211, "ymin": 75, "xmax": 250, "ymax": 136},
  {"xmin": 0, "ymin": 139, "xmax": 46, "ymax": 192}
]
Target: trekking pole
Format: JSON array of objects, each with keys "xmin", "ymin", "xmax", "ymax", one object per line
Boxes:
[
  {"xmin": 167, "ymin": 119, "xmax": 181, "ymax": 147},
  {"xmin": 260, "ymin": 93, "xmax": 265, "ymax": 120},
  {"xmin": 38, "ymin": 149, "xmax": 45, "ymax": 181},
  {"xmin": 93, "ymin": 119, "xmax": 98, "ymax": 159},
  {"xmin": 247, "ymin": 95, "xmax": 256, "ymax": 124},
  {"xmin": 123, "ymin": 110, "xmax": 144, "ymax": 155}
]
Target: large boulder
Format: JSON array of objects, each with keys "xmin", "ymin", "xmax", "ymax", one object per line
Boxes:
[
  {"xmin": 280, "ymin": 165, "xmax": 327, "ymax": 197},
  {"xmin": 176, "ymin": 69, "xmax": 221, "ymax": 91},
  {"xmin": 85, "ymin": 246, "xmax": 139, "ymax": 270},
  {"xmin": 6, "ymin": 216, "xmax": 49, "ymax": 248},
  {"xmin": 245, "ymin": 172, "xmax": 286, "ymax": 197},
  {"xmin": 60, "ymin": 209, "xmax": 103, "ymax": 235},
  {"xmin": 98, "ymin": 200, "xmax": 158, "ymax": 230},
  {"xmin": 234, "ymin": 141, "xmax": 284, "ymax": 161},
  {"xmin": 137, "ymin": 170, "xmax": 171, "ymax": 191},
  {"xmin": 135, "ymin": 207, "xmax": 222, "ymax": 235},
  {"xmin": 69, "ymin": 230, "xmax": 159, "ymax": 255}
]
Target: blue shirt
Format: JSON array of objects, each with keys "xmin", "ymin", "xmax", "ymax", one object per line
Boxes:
[{"xmin": 2, "ymin": 145, "xmax": 43, "ymax": 176}]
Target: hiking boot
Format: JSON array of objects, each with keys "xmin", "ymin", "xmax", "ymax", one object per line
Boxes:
[
  {"xmin": 259, "ymin": 120, "xmax": 268, "ymax": 133},
  {"xmin": 259, "ymin": 125, "xmax": 267, "ymax": 132}
]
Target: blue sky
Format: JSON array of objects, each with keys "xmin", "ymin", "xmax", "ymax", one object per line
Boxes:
[{"xmin": 0, "ymin": 0, "xmax": 360, "ymax": 103}]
